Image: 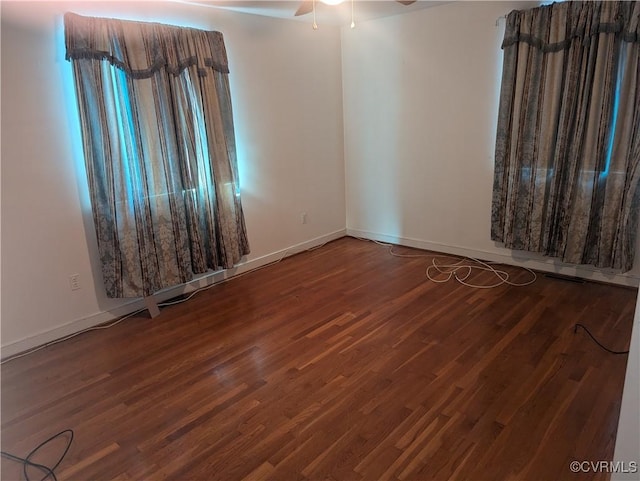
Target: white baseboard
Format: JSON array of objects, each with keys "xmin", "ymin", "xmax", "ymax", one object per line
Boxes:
[
  {"xmin": 346, "ymin": 228, "xmax": 640, "ymax": 288},
  {"xmin": 0, "ymin": 229, "xmax": 347, "ymax": 360}
]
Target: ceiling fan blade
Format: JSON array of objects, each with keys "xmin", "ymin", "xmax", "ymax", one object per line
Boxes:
[
  {"xmin": 294, "ymin": 1, "xmax": 314, "ymax": 16},
  {"xmin": 396, "ymin": 0, "xmax": 417, "ymax": 5}
]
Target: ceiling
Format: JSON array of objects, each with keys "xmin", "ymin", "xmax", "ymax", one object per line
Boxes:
[{"xmin": 177, "ymin": 1, "xmax": 449, "ymax": 26}]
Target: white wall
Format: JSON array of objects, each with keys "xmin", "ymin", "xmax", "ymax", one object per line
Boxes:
[
  {"xmin": 341, "ymin": 0, "xmax": 640, "ymax": 286},
  {"xmin": 0, "ymin": 1, "xmax": 346, "ymax": 355},
  {"xmin": 613, "ymin": 293, "xmax": 640, "ymax": 481}
]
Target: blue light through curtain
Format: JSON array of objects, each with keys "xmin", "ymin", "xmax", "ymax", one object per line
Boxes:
[
  {"xmin": 491, "ymin": 1, "xmax": 640, "ymax": 272},
  {"xmin": 65, "ymin": 13, "xmax": 250, "ymax": 298}
]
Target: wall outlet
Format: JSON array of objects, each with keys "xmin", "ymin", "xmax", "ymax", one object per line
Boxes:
[
  {"xmin": 69, "ymin": 274, "xmax": 81, "ymax": 291},
  {"xmin": 301, "ymin": 212, "xmax": 308, "ymax": 224}
]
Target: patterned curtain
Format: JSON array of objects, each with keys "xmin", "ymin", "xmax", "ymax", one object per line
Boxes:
[
  {"xmin": 65, "ymin": 13, "xmax": 250, "ymax": 298},
  {"xmin": 492, "ymin": 1, "xmax": 640, "ymax": 272}
]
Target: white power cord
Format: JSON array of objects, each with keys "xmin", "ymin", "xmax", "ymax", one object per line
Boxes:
[
  {"xmin": 0, "ymin": 247, "xmax": 295, "ymax": 365},
  {"xmin": 0, "ymin": 308, "xmax": 146, "ymax": 364},
  {"xmin": 1, "ymin": 238, "xmax": 535, "ymax": 364},
  {"xmin": 3, "ymin": 239, "xmax": 341, "ymax": 364},
  {"xmin": 359, "ymin": 237, "xmax": 536, "ymax": 288},
  {"xmin": 425, "ymin": 256, "xmax": 536, "ymax": 288}
]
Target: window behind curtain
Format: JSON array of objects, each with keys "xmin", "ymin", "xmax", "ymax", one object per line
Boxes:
[
  {"xmin": 65, "ymin": 13, "xmax": 250, "ymax": 298},
  {"xmin": 491, "ymin": 2, "xmax": 640, "ymax": 272}
]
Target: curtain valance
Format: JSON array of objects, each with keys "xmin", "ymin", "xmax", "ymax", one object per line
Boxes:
[
  {"xmin": 64, "ymin": 12, "xmax": 229, "ymax": 78},
  {"xmin": 502, "ymin": 1, "xmax": 639, "ymax": 53}
]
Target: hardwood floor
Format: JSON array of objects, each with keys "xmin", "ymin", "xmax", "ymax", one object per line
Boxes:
[{"xmin": 1, "ymin": 237, "xmax": 637, "ymax": 481}]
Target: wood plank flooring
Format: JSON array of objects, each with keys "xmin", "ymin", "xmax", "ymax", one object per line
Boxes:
[{"xmin": 1, "ymin": 237, "xmax": 637, "ymax": 481}]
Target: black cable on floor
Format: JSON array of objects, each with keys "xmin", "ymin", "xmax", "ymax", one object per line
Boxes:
[
  {"xmin": 574, "ymin": 323, "xmax": 630, "ymax": 355},
  {"xmin": 0, "ymin": 429, "xmax": 74, "ymax": 481}
]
